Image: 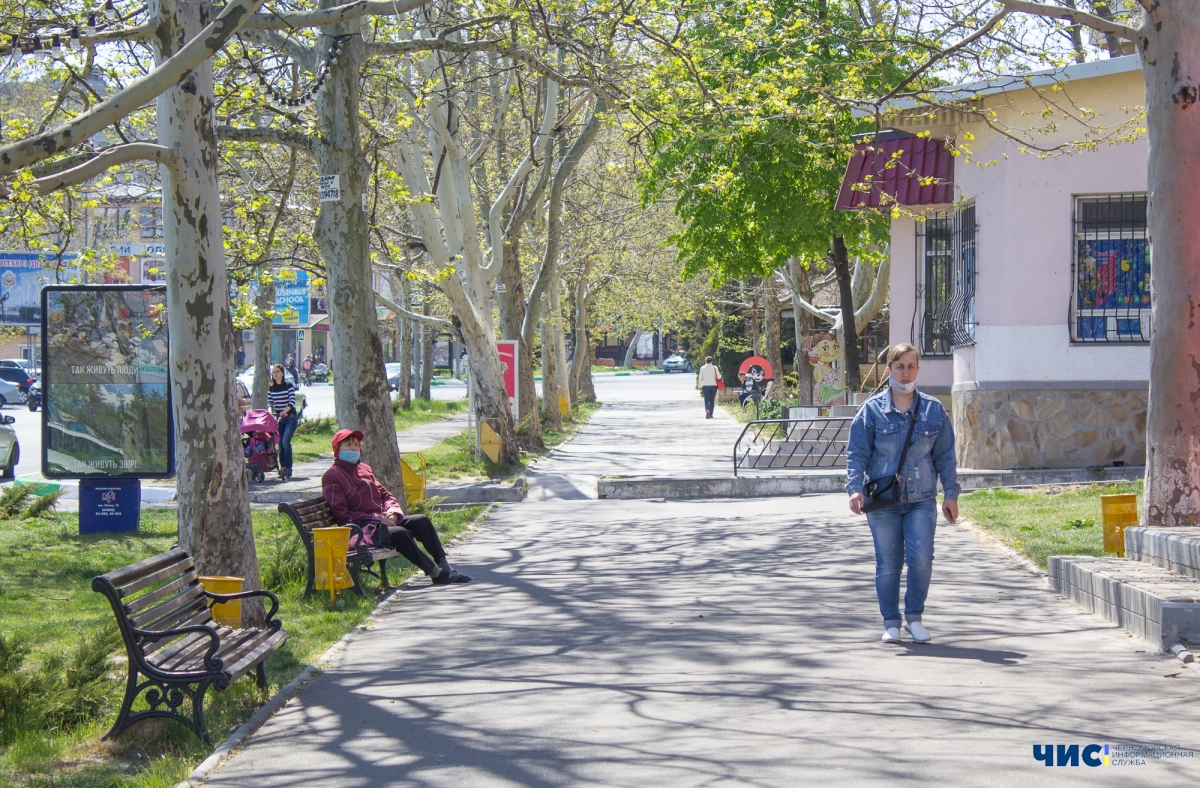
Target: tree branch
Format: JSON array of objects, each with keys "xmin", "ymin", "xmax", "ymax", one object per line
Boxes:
[
  {"xmin": 242, "ymin": 0, "xmax": 430, "ymax": 30},
  {"xmin": 373, "ymin": 288, "xmax": 454, "ymax": 332},
  {"xmin": 217, "ymin": 125, "xmax": 315, "ymax": 151},
  {"xmin": 999, "ymin": 0, "xmax": 1139, "ymax": 40},
  {"xmin": 368, "ymin": 38, "xmax": 598, "ymax": 89},
  {"xmin": 0, "ymin": 0, "xmax": 268, "ymax": 176},
  {"xmin": 876, "ymin": 10, "xmax": 1010, "ymax": 107},
  {"xmin": 27, "ymin": 143, "xmax": 180, "ymax": 195},
  {"xmin": 240, "ymin": 29, "xmax": 317, "ymax": 73}
]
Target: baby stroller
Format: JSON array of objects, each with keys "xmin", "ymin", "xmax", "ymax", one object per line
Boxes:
[{"xmin": 241, "ymin": 409, "xmax": 281, "ymax": 482}]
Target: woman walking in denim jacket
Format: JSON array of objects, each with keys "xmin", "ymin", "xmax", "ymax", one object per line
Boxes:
[{"xmin": 846, "ymin": 344, "xmax": 961, "ymax": 644}]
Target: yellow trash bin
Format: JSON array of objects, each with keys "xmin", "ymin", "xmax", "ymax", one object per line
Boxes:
[
  {"xmin": 401, "ymin": 453, "xmax": 427, "ymax": 508},
  {"xmin": 312, "ymin": 526, "xmax": 355, "ymax": 602},
  {"xmin": 1100, "ymin": 493, "xmax": 1139, "ymax": 556},
  {"xmin": 198, "ymin": 576, "xmax": 244, "ymax": 629}
]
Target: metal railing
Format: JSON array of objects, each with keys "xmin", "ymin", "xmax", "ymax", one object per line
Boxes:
[{"xmin": 733, "ymin": 417, "xmax": 855, "ymax": 477}]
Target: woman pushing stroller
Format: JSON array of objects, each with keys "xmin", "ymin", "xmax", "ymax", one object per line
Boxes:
[{"xmin": 268, "ymin": 363, "xmax": 298, "ymax": 480}]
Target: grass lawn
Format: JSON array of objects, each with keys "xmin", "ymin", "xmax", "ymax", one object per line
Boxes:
[
  {"xmin": 957, "ymin": 480, "xmax": 1142, "ymax": 569},
  {"xmin": 0, "ymin": 503, "xmax": 487, "ymax": 787},
  {"xmin": 290, "ymin": 398, "xmax": 467, "ymax": 465}
]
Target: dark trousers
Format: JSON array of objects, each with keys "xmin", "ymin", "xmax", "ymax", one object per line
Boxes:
[
  {"xmin": 386, "ymin": 514, "xmax": 446, "ymax": 576},
  {"xmin": 277, "ymin": 415, "xmax": 297, "ymax": 471},
  {"xmin": 701, "ymin": 385, "xmax": 717, "ymax": 416}
]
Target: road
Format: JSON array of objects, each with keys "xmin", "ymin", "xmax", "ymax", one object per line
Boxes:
[{"xmin": 205, "ymin": 372, "xmax": 1200, "ymax": 787}]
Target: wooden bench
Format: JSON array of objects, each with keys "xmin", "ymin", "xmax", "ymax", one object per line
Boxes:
[
  {"xmin": 278, "ymin": 496, "xmax": 400, "ymax": 599},
  {"xmin": 92, "ymin": 547, "xmax": 286, "ymax": 743}
]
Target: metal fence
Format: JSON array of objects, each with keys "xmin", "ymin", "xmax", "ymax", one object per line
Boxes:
[
  {"xmin": 1071, "ymin": 193, "xmax": 1150, "ymax": 343},
  {"xmin": 733, "ymin": 417, "xmax": 854, "ymax": 476}
]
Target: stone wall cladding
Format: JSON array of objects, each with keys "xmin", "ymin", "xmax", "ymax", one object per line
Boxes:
[{"xmin": 953, "ymin": 388, "xmax": 1146, "ymax": 469}]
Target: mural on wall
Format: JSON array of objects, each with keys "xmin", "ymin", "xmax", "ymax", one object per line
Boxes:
[
  {"xmin": 1077, "ymin": 238, "xmax": 1150, "ymax": 310},
  {"xmin": 805, "ymin": 332, "xmax": 846, "ymax": 406}
]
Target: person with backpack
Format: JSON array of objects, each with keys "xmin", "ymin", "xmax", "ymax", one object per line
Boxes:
[
  {"xmin": 846, "ymin": 344, "xmax": 959, "ymax": 645},
  {"xmin": 302, "ymin": 354, "xmax": 313, "ymax": 386},
  {"xmin": 321, "ymin": 428, "xmax": 471, "ymax": 586}
]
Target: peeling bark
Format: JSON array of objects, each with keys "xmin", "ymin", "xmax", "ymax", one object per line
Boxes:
[
  {"xmin": 252, "ymin": 278, "xmax": 273, "ymax": 408},
  {"xmin": 763, "ymin": 277, "xmax": 784, "ymax": 397},
  {"xmin": 1140, "ymin": 3, "xmax": 1200, "ymax": 526},
  {"xmin": 154, "ymin": 0, "xmax": 260, "ymax": 621},
  {"xmin": 312, "ymin": 14, "xmax": 402, "ymax": 493},
  {"xmin": 540, "ymin": 281, "xmax": 568, "ymax": 429}
]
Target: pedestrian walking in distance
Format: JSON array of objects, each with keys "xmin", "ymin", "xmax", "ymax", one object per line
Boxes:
[
  {"xmin": 698, "ymin": 356, "xmax": 722, "ymax": 419},
  {"xmin": 845, "ymin": 344, "xmax": 960, "ymax": 644}
]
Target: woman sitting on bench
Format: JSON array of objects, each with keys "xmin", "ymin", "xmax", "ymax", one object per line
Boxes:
[{"xmin": 322, "ymin": 428, "xmax": 471, "ymax": 586}]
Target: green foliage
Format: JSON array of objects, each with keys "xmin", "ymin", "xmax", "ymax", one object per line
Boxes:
[
  {"xmin": 0, "ymin": 487, "xmax": 32, "ymax": 519},
  {"xmin": 1062, "ymin": 518, "xmax": 1095, "ymax": 530},
  {"xmin": 406, "ymin": 496, "xmax": 447, "ymax": 516},
  {"xmin": 21, "ymin": 490, "xmax": 67, "ymax": 519},
  {"xmin": 295, "ymin": 415, "xmax": 337, "ymax": 436}
]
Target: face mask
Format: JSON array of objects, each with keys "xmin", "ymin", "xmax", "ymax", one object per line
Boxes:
[
  {"xmin": 890, "ymin": 378, "xmax": 917, "ymax": 395},
  {"xmin": 338, "ymin": 449, "xmax": 361, "ymax": 463}
]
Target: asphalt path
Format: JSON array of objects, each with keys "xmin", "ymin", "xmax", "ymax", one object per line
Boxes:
[{"xmin": 204, "ymin": 373, "xmax": 1200, "ymax": 787}]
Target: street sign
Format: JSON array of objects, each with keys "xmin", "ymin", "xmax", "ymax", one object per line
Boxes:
[
  {"xmin": 318, "ymin": 174, "xmax": 340, "ymax": 202},
  {"xmin": 497, "ymin": 339, "xmax": 518, "ymax": 418}
]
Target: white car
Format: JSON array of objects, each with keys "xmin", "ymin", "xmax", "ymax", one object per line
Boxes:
[
  {"xmin": 237, "ymin": 366, "xmax": 256, "ymax": 389},
  {"xmin": 0, "ymin": 414, "xmax": 16, "ymax": 479},
  {"xmin": 0, "ymin": 379, "xmax": 20, "ymax": 409}
]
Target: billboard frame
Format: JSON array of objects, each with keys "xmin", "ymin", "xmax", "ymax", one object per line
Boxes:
[{"xmin": 40, "ymin": 284, "xmax": 175, "ymax": 480}]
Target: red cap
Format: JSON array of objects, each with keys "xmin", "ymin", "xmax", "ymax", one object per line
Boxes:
[{"xmin": 332, "ymin": 428, "xmax": 365, "ymax": 453}]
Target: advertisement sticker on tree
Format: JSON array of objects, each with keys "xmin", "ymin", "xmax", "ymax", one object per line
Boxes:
[{"xmin": 497, "ymin": 340, "xmax": 518, "ymax": 418}]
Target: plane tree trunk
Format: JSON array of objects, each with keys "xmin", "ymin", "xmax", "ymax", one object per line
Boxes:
[
  {"xmin": 312, "ymin": 14, "xmax": 402, "ymax": 493},
  {"xmin": 155, "ymin": 0, "xmax": 260, "ymax": 620},
  {"xmin": 1139, "ymin": 4, "xmax": 1200, "ymax": 526}
]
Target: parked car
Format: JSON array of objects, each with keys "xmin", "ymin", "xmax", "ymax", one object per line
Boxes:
[
  {"xmin": 0, "ymin": 414, "xmax": 17, "ymax": 479},
  {"xmin": 662, "ymin": 354, "xmax": 693, "ymax": 373},
  {"xmin": 236, "ymin": 365, "xmax": 256, "ymax": 390},
  {"xmin": 0, "ymin": 367, "xmax": 35, "ymax": 403},
  {"xmin": 0, "ymin": 379, "xmax": 20, "ymax": 408},
  {"xmin": 385, "ymin": 362, "xmax": 417, "ymax": 391},
  {"xmin": 26, "ymin": 380, "xmax": 40, "ymax": 412}
]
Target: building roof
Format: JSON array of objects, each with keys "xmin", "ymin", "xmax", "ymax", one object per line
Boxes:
[
  {"xmin": 878, "ymin": 55, "xmax": 1141, "ymax": 113},
  {"xmin": 835, "ymin": 134, "xmax": 953, "ymax": 211}
]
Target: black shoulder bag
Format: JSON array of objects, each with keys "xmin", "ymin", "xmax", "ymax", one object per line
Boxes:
[{"xmin": 862, "ymin": 412, "xmax": 918, "ymax": 513}]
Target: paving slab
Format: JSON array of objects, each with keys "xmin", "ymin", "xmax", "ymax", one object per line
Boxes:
[{"xmin": 205, "ymin": 375, "xmax": 1200, "ymax": 786}]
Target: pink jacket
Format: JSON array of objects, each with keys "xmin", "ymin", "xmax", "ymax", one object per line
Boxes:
[{"xmin": 321, "ymin": 459, "xmax": 403, "ymax": 525}]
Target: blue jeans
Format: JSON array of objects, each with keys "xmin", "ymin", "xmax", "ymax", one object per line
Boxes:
[
  {"xmin": 277, "ymin": 414, "xmax": 297, "ymax": 471},
  {"xmin": 865, "ymin": 499, "xmax": 937, "ymax": 629}
]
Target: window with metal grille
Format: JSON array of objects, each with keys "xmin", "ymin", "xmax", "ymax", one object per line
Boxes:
[
  {"xmin": 916, "ymin": 204, "xmax": 976, "ymax": 356},
  {"xmin": 1071, "ymin": 194, "xmax": 1150, "ymax": 343}
]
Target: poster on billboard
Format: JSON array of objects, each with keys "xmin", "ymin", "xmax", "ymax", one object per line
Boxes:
[
  {"xmin": 497, "ymin": 340, "xmax": 518, "ymax": 418},
  {"xmin": 272, "ymin": 270, "xmax": 310, "ymax": 325},
  {"xmin": 0, "ymin": 252, "xmax": 79, "ymax": 325},
  {"xmin": 41, "ymin": 285, "xmax": 174, "ymax": 479}
]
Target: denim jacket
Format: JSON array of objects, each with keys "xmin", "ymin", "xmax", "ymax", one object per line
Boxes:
[{"xmin": 845, "ymin": 389, "xmax": 960, "ymax": 503}]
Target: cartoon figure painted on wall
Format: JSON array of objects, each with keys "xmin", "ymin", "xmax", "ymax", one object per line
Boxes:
[{"xmin": 805, "ymin": 332, "xmax": 845, "ymax": 406}]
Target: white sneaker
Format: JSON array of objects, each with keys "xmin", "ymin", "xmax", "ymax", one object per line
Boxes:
[
  {"xmin": 905, "ymin": 621, "xmax": 932, "ymax": 643},
  {"xmin": 881, "ymin": 627, "xmax": 901, "ymax": 643}
]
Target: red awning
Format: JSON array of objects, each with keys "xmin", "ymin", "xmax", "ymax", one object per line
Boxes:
[{"xmin": 835, "ymin": 135, "xmax": 953, "ymax": 211}]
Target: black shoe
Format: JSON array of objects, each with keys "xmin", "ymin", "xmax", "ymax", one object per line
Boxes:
[{"xmin": 432, "ymin": 567, "xmax": 472, "ymax": 585}]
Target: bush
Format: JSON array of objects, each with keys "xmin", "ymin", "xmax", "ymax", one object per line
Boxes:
[
  {"xmin": 295, "ymin": 415, "xmax": 337, "ymax": 435},
  {"xmin": 0, "ymin": 624, "xmax": 122, "ymax": 742},
  {"xmin": 258, "ymin": 517, "xmax": 306, "ymax": 591}
]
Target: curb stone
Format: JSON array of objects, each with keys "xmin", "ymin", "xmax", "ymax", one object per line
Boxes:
[{"xmin": 177, "ymin": 504, "xmax": 495, "ymax": 787}]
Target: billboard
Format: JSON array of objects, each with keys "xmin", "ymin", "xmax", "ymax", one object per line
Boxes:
[
  {"xmin": 0, "ymin": 252, "xmax": 79, "ymax": 324},
  {"xmin": 272, "ymin": 270, "xmax": 310, "ymax": 325},
  {"xmin": 41, "ymin": 285, "xmax": 174, "ymax": 479}
]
